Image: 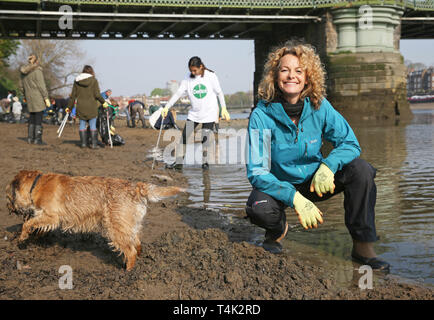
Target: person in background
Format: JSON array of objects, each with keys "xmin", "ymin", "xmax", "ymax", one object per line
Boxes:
[
  {"xmin": 12, "ymin": 96, "xmax": 22, "ymax": 121},
  {"xmin": 19, "ymin": 54, "xmax": 51, "ymax": 145},
  {"xmin": 0, "ymin": 98, "xmax": 9, "ymax": 114},
  {"xmin": 6, "ymin": 90, "xmax": 14, "ymax": 101},
  {"xmin": 245, "ymin": 41, "xmax": 390, "ymax": 271},
  {"xmin": 5, "ymin": 90, "xmax": 14, "ymax": 113},
  {"xmin": 51, "ymin": 97, "xmax": 69, "ymax": 121},
  {"xmin": 66, "ymin": 65, "xmax": 108, "ymax": 149},
  {"xmin": 101, "ymin": 89, "xmax": 112, "ymax": 101},
  {"xmin": 127, "ymin": 99, "xmax": 147, "ymax": 128},
  {"xmin": 163, "ymin": 56, "xmax": 230, "ymax": 170}
]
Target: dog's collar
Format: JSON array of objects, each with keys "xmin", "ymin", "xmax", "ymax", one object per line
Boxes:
[{"xmin": 30, "ymin": 174, "xmax": 42, "ymax": 195}]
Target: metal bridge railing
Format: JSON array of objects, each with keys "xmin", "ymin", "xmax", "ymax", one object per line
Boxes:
[{"xmin": 3, "ymin": 0, "xmax": 434, "ymax": 10}]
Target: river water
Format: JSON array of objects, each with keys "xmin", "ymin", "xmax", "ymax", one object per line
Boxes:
[{"xmin": 154, "ymin": 109, "xmax": 434, "ymax": 286}]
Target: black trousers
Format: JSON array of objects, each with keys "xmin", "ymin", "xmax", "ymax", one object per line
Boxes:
[
  {"xmin": 181, "ymin": 120, "xmax": 215, "ymax": 145},
  {"xmin": 245, "ymin": 158, "xmax": 379, "ymax": 242},
  {"xmin": 173, "ymin": 120, "xmax": 215, "ymax": 164}
]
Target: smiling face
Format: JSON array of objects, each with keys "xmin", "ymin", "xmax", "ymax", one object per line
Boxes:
[
  {"xmin": 277, "ymin": 54, "xmax": 307, "ymax": 104},
  {"xmin": 189, "ymin": 65, "xmax": 204, "ymax": 77}
]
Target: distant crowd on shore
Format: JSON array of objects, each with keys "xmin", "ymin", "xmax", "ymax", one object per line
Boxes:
[{"xmin": 0, "ymin": 88, "xmax": 173, "ymax": 129}]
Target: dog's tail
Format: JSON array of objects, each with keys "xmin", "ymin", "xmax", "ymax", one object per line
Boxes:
[{"xmin": 136, "ymin": 182, "xmax": 186, "ymax": 203}]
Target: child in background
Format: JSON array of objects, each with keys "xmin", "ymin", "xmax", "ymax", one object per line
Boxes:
[{"xmin": 12, "ymin": 97, "xmax": 22, "ymax": 121}]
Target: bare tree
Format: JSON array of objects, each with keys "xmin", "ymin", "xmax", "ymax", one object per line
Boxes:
[{"xmin": 13, "ymin": 40, "xmax": 90, "ymax": 96}]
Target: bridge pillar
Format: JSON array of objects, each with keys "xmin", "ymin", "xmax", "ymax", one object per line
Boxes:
[
  {"xmin": 326, "ymin": 6, "xmax": 412, "ymax": 122},
  {"xmin": 332, "ymin": 6, "xmax": 402, "ymax": 53},
  {"xmin": 252, "ymin": 6, "xmax": 411, "ymax": 122}
]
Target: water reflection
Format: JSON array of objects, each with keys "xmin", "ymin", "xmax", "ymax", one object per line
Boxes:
[{"xmin": 156, "ymin": 110, "xmax": 433, "ymax": 286}]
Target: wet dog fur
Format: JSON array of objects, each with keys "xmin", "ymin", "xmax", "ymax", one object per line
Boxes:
[{"xmin": 6, "ymin": 170, "xmax": 185, "ymax": 271}]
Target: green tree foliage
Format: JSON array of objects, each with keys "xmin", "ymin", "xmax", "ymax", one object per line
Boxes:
[
  {"xmin": 0, "ymin": 40, "xmax": 19, "ymax": 67},
  {"xmin": 405, "ymin": 59, "xmax": 427, "ymax": 72},
  {"xmin": 224, "ymin": 91, "xmax": 253, "ymax": 109},
  {"xmin": 0, "ymin": 40, "xmax": 20, "ymax": 97},
  {"xmin": 150, "ymin": 88, "xmax": 171, "ymax": 97}
]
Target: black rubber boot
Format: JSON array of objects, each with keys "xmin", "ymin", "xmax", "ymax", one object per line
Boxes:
[
  {"xmin": 262, "ymin": 222, "xmax": 288, "ymax": 255},
  {"xmin": 126, "ymin": 120, "xmax": 132, "ymax": 128},
  {"xmin": 79, "ymin": 130, "xmax": 88, "ymax": 148},
  {"xmin": 34, "ymin": 125, "xmax": 46, "ymax": 145},
  {"xmin": 27, "ymin": 124, "xmax": 35, "ymax": 144},
  {"xmin": 262, "ymin": 239, "xmax": 283, "ymax": 254},
  {"xmin": 131, "ymin": 120, "xmax": 136, "ymax": 128},
  {"xmin": 165, "ymin": 157, "xmax": 183, "ymax": 170},
  {"xmin": 141, "ymin": 119, "xmax": 147, "ymax": 128},
  {"xmin": 165, "ymin": 162, "xmax": 183, "ymax": 170},
  {"xmin": 90, "ymin": 130, "xmax": 100, "ymax": 149}
]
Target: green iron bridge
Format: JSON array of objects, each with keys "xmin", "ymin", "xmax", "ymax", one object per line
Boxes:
[
  {"xmin": 0, "ymin": 0, "xmax": 433, "ymax": 39},
  {"xmin": 1, "ymin": 0, "xmax": 432, "ymax": 121}
]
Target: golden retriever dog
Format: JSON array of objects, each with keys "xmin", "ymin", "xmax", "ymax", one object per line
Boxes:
[{"xmin": 6, "ymin": 170, "xmax": 185, "ymax": 271}]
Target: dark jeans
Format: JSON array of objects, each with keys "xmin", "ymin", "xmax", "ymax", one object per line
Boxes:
[{"xmin": 245, "ymin": 158, "xmax": 379, "ymax": 242}]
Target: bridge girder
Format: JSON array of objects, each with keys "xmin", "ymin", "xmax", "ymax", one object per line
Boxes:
[
  {"xmin": 0, "ymin": 1, "xmax": 322, "ymax": 39},
  {"xmin": 0, "ymin": 1, "xmax": 432, "ymax": 39}
]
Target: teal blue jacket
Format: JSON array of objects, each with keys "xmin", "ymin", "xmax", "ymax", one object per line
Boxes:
[{"xmin": 246, "ymin": 97, "xmax": 361, "ymax": 208}]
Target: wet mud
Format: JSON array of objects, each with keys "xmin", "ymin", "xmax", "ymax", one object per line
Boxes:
[{"xmin": 0, "ymin": 121, "xmax": 432, "ymax": 300}]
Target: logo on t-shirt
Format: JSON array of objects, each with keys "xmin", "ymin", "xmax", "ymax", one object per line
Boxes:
[{"xmin": 192, "ymin": 84, "xmax": 207, "ymax": 99}]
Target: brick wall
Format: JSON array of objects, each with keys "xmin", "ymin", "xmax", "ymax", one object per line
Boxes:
[{"xmin": 326, "ymin": 52, "xmax": 413, "ymax": 122}]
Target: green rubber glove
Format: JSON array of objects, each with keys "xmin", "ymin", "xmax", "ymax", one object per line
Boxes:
[
  {"xmin": 110, "ymin": 105, "xmax": 119, "ymax": 116},
  {"xmin": 293, "ymin": 191, "xmax": 323, "ymax": 229},
  {"xmin": 310, "ymin": 163, "xmax": 335, "ymax": 197},
  {"xmin": 161, "ymin": 106, "xmax": 169, "ymax": 119}
]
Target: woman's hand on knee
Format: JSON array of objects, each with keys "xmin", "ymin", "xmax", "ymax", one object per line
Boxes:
[
  {"xmin": 310, "ymin": 163, "xmax": 335, "ymax": 197},
  {"xmin": 293, "ymin": 192, "xmax": 323, "ymax": 230}
]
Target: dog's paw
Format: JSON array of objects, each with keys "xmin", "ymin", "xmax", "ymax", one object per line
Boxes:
[{"xmin": 17, "ymin": 241, "xmax": 28, "ymax": 250}]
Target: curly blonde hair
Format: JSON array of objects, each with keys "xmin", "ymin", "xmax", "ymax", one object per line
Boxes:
[{"xmin": 258, "ymin": 41, "xmax": 326, "ymax": 109}]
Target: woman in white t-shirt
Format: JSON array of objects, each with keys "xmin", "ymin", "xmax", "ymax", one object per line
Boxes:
[{"xmin": 163, "ymin": 56, "xmax": 230, "ymax": 170}]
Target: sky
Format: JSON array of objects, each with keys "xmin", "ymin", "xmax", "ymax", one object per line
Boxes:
[
  {"xmin": 80, "ymin": 39, "xmax": 433, "ymax": 97},
  {"xmin": 399, "ymin": 39, "xmax": 434, "ymax": 66},
  {"xmin": 80, "ymin": 40, "xmax": 255, "ymax": 97}
]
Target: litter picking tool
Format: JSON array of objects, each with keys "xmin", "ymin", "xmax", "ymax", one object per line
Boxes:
[
  {"xmin": 106, "ymin": 108, "xmax": 113, "ymax": 148},
  {"xmin": 151, "ymin": 115, "xmax": 164, "ymax": 170},
  {"xmin": 57, "ymin": 114, "xmax": 68, "ymax": 138}
]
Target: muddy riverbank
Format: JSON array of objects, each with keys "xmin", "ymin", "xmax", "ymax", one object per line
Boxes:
[{"xmin": 0, "ymin": 121, "xmax": 432, "ymax": 299}]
